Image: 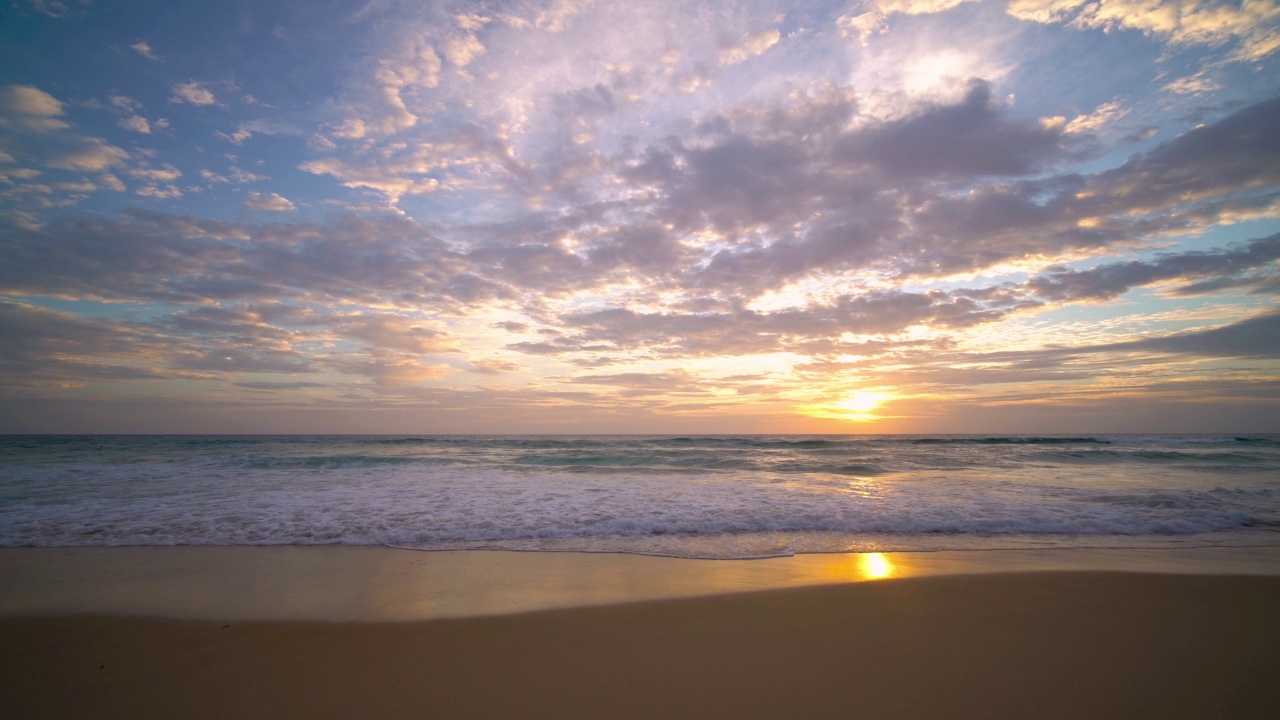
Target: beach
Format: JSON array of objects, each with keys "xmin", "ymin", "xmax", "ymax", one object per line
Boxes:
[{"xmin": 3, "ymin": 547, "xmax": 1280, "ymax": 719}]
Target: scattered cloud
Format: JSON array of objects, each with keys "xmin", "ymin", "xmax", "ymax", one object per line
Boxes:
[
  {"xmin": 1064, "ymin": 99, "xmax": 1129, "ymax": 134},
  {"xmin": 1007, "ymin": 0, "xmax": 1280, "ymax": 62},
  {"xmin": 170, "ymin": 81, "xmax": 217, "ymax": 106},
  {"xmin": 216, "ymin": 126, "xmax": 252, "ymax": 145},
  {"xmin": 1, "ymin": 0, "xmax": 1278, "ymax": 430},
  {"xmin": 471, "ymin": 358, "xmax": 524, "ymax": 374},
  {"xmin": 1163, "ymin": 71, "xmax": 1223, "ymax": 95},
  {"xmin": 0, "ymin": 85, "xmax": 70, "ymax": 132},
  {"xmin": 130, "ymin": 40, "xmax": 160, "ymax": 61},
  {"xmin": 243, "ymin": 191, "xmax": 297, "ymax": 212},
  {"xmin": 17, "ymin": 0, "xmax": 89, "ymax": 19},
  {"xmin": 45, "ymin": 137, "xmax": 129, "ymax": 171},
  {"xmin": 838, "ymin": 0, "xmax": 979, "ymax": 44},
  {"xmin": 718, "ymin": 28, "xmax": 781, "ymax": 66}
]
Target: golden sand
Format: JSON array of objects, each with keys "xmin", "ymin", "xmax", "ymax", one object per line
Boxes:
[
  {"xmin": 3, "ymin": 547, "xmax": 1279, "ymax": 719},
  {"xmin": 4, "ymin": 572, "xmax": 1279, "ymax": 719}
]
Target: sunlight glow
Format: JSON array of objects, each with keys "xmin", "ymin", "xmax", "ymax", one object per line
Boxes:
[
  {"xmin": 858, "ymin": 552, "xmax": 894, "ymax": 580},
  {"xmin": 795, "ymin": 389, "xmax": 900, "ymax": 424},
  {"xmin": 836, "ymin": 390, "xmax": 893, "ymax": 414}
]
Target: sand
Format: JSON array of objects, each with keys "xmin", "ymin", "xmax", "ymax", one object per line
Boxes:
[{"xmin": 3, "ymin": 549, "xmax": 1280, "ymax": 719}]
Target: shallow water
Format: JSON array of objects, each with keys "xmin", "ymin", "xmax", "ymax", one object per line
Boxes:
[{"xmin": 2, "ymin": 434, "xmax": 1278, "ymax": 558}]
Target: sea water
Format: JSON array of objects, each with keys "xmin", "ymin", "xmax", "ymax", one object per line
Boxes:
[{"xmin": 1, "ymin": 434, "xmax": 1278, "ymax": 559}]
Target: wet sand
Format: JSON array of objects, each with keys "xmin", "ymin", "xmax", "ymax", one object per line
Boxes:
[{"xmin": 3, "ymin": 548, "xmax": 1280, "ymax": 718}]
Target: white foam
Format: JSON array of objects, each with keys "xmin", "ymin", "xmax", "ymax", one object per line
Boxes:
[{"xmin": 2, "ymin": 460, "xmax": 1278, "ymax": 558}]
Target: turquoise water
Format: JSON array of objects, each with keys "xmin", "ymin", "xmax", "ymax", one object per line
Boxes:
[{"xmin": 2, "ymin": 434, "xmax": 1278, "ymax": 558}]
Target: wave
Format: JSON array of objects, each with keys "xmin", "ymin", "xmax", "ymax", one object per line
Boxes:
[
  {"xmin": 906, "ymin": 437, "xmax": 1112, "ymax": 445},
  {"xmin": 205, "ymin": 454, "xmax": 463, "ymax": 470},
  {"xmin": 4, "ymin": 468, "xmax": 1276, "ymax": 551}
]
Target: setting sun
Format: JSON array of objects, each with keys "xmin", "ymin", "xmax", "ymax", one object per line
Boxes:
[{"xmin": 836, "ymin": 391, "xmax": 894, "ymax": 414}]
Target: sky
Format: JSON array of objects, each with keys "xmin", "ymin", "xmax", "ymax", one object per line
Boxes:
[{"xmin": 0, "ymin": 0, "xmax": 1278, "ymax": 434}]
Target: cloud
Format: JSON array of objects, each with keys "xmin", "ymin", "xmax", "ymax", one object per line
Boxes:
[
  {"xmin": 330, "ymin": 354, "xmax": 456, "ymax": 388},
  {"xmin": 838, "ymin": 79, "xmax": 1071, "ymax": 179},
  {"xmin": 135, "ymin": 184, "xmax": 182, "ymax": 199},
  {"xmin": 1081, "ymin": 95, "xmax": 1280, "ymax": 215},
  {"xmin": 1027, "ymin": 232, "xmax": 1280, "ymax": 302},
  {"xmin": 234, "ymin": 381, "xmax": 327, "ymax": 391},
  {"xmin": 333, "ymin": 40, "xmax": 441, "ymax": 139},
  {"xmin": 130, "ymin": 40, "xmax": 160, "ymax": 61},
  {"xmin": 1007, "ymin": 0, "xmax": 1280, "ymax": 62},
  {"xmin": 17, "ymin": 0, "xmax": 88, "ymax": 19},
  {"xmin": 0, "ymin": 85, "xmax": 70, "ymax": 132},
  {"xmin": 337, "ymin": 313, "xmax": 457, "ymax": 354},
  {"xmin": 129, "ymin": 163, "xmax": 182, "ymax": 183},
  {"xmin": 837, "ymin": 0, "xmax": 979, "ymax": 44},
  {"xmin": 442, "ymin": 33, "xmax": 485, "ymax": 67},
  {"xmin": 1106, "ymin": 311, "xmax": 1280, "ymax": 359},
  {"xmin": 522, "ymin": 289, "xmax": 1011, "ymax": 359},
  {"xmin": 217, "ymin": 126, "xmax": 252, "ymax": 144},
  {"xmin": 569, "ymin": 370, "xmax": 703, "ymax": 397},
  {"xmin": 97, "ymin": 173, "xmax": 125, "ymax": 191},
  {"xmin": 243, "ymin": 191, "xmax": 297, "ymax": 212},
  {"xmin": 1163, "ymin": 71, "xmax": 1222, "ymax": 95},
  {"xmin": 299, "ymin": 155, "xmax": 440, "ymax": 202},
  {"xmin": 0, "ymin": 300, "xmax": 208, "ymax": 390},
  {"xmin": 169, "ymin": 81, "xmax": 217, "ymax": 106},
  {"xmin": 471, "ymin": 358, "xmax": 524, "ymax": 374},
  {"xmin": 1064, "ymin": 99, "xmax": 1129, "ymax": 134},
  {"xmin": 117, "ymin": 115, "xmax": 151, "ymax": 133},
  {"xmin": 531, "ymin": 0, "xmax": 595, "ymax": 32},
  {"xmin": 45, "ymin": 137, "xmax": 129, "ymax": 171},
  {"xmin": 0, "ymin": 210, "xmax": 489, "ymax": 310},
  {"xmin": 718, "ymin": 28, "xmax": 780, "ymax": 66}
]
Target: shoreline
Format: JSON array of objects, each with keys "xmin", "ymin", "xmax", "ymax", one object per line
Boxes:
[
  {"xmin": 4, "ymin": 547, "xmax": 1279, "ymax": 718},
  {"xmin": 3, "ymin": 545, "xmax": 1279, "ymax": 621},
  {"xmin": 4, "ymin": 570, "xmax": 1279, "ymax": 719}
]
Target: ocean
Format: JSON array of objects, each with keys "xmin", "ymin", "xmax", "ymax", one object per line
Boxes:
[{"xmin": 2, "ymin": 434, "xmax": 1278, "ymax": 559}]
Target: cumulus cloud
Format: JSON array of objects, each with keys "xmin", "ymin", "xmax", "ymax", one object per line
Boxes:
[
  {"xmin": 471, "ymin": 358, "xmax": 524, "ymax": 374},
  {"xmin": 243, "ymin": 191, "xmax": 297, "ymax": 212},
  {"xmin": 838, "ymin": 79, "xmax": 1070, "ymax": 179},
  {"xmin": 17, "ymin": 0, "xmax": 88, "ymax": 19},
  {"xmin": 338, "ymin": 313, "xmax": 457, "ymax": 354},
  {"xmin": 3, "ymin": 2, "xmax": 1279, "ymax": 428},
  {"xmin": 1027, "ymin": 232, "xmax": 1280, "ymax": 302},
  {"xmin": 130, "ymin": 40, "xmax": 160, "ymax": 61},
  {"xmin": 442, "ymin": 33, "xmax": 485, "ymax": 67},
  {"xmin": 0, "ymin": 210, "xmax": 481, "ymax": 308},
  {"xmin": 838, "ymin": 0, "xmax": 979, "ymax": 44},
  {"xmin": 1007, "ymin": 0, "xmax": 1280, "ymax": 62},
  {"xmin": 718, "ymin": 28, "xmax": 781, "ymax": 65},
  {"xmin": 1064, "ymin": 99, "xmax": 1129, "ymax": 134},
  {"xmin": 1163, "ymin": 71, "xmax": 1223, "ymax": 95},
  {"xmin": 169, "ymin": 81, "xmax": 217, "ymax": 106},
  {"xmin": 129, "ymin": 163, "xmax": 182, "ymax": 183},
  {"xmin": 45, "ymin": 137, "xmax": 129, "ymax": 171},
  {"xmin": 334, "ymin": 41, "xmax": 441, "ymax": 139},
  {"xmin": 217, "ymin": 126, "xmax": 253, "ymax": 145},
  {"xmin": 1093, "ymin": 311, "xmax": 1280, "ymax": 360},
  {"xmin": 331, "ymin": 355, "xmax": 456, "ymax": 388},
  {"xmin": 0, "ymin": 85, "xmax": 70, "ymax": 132},
  {"xmin": 135, "ymin": 184, "xmax": 182, "ymax": 199},
  {"xmin": 0, "ymin": 300, "xmax": 209, "ymax": 390},
  {"xmin": 531, "ymin": 0, "xmax": 595, "ymax": 32},
  {"xmin": 117, "ymin": 115, "xmax": 151, "ymax": 133}
]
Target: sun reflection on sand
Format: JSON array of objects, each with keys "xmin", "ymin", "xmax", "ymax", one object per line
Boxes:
[
  {"xmin": 858, "ymin": 552, "xmax": 895, "ymax": 580},
  {"xmin": 819, "ymin": 551, "xmax": 901, "ymax": 582}
]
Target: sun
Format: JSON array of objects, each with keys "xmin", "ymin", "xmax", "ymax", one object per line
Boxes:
[
  {"xmin": 836, "ymin": 390, "xmax": 893, "ymax": 414},
  {"xmin": 794, "ymin": 388, "xmax": 899, "ymax": 424}
]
